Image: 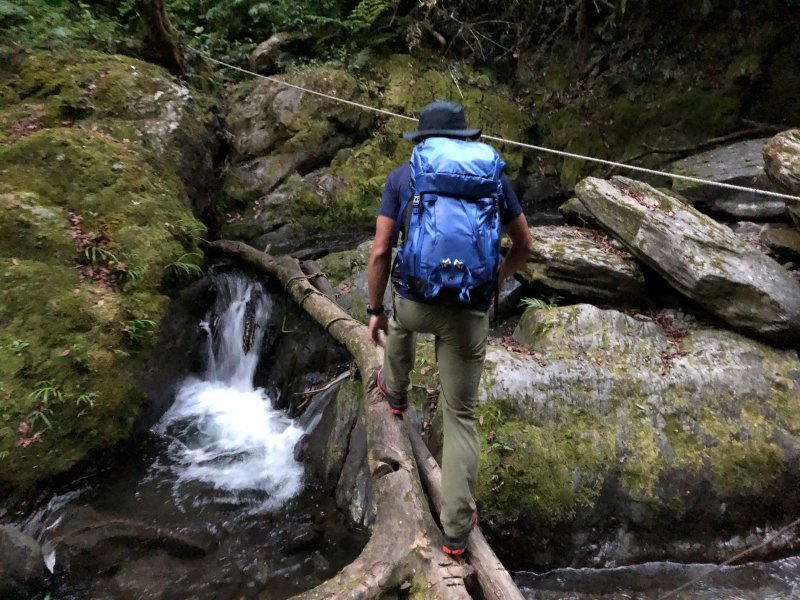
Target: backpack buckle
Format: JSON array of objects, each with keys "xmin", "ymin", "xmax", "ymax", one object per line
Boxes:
[
  {"xmin": 453, "ymin": 259, "xmax": 464, "ymax": 270},
  {"xmin": 441, "ymin": 258, "xmax": 452, "ymax": 268},
  {"xmin": 412, "ymin": 195, "xmax": 420, "ymax": 206}
]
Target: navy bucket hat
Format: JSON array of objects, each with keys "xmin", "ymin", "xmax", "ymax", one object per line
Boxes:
[{"xmin": 403, "ymin": 101, "xmax": 481, "ymax": 141}]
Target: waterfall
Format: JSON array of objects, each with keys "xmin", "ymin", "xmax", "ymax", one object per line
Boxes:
[{"xmin": 154, "ymin": 273, "xmax": 304, "ymax": 511}]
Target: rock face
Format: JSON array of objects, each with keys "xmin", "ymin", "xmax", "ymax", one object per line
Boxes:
[
  {"xmin": 574, "ymin": 176, "xmax": 800, "ymax": 344},
  {"xmin": 472, "ymin": 303, "xmax": 800, "ymax": 567},
  {"xmin": 670, "ymin": 138, "xmax": 785, "ymax": 219},
  {"xmin": 220, "ymin": 54, "xmax": 531, "ymax": 254},
  {"xmin": 0, "ymin": 524, "xmax": 44, "ymax": 600},
  {"xmin": 763, "ymin": 129, "xmax": 800, "ymax": 224},
  {"xmin": 295, "ymin": 381, "xmax": 373, "ymax": 527},
  {"xmin": 516, "ymin": 226, "xmax": 648, "ymax": 306},
  {"xmin": 0, "ymin": 51, "xmax": 216, "ymax": 492}
]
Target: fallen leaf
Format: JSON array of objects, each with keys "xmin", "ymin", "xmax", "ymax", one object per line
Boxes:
[
  {"xmin": 420, "ymin": 365, "xmax": 431, "ymax": 375},
  {"xmin": 60, "ymin": 349, "xmax": 70, "ymax": 357},
  {"xmin": 17, "ymin": 421, "xmax": 29, "ymax": 435},
  {"xmin": 479, "ymin": 415, "xmax": 484, "ymax": 426}
]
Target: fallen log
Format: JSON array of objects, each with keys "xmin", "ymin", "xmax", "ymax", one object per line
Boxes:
[
  {"xmin": 408, "ymin": 426, "xmax": 526, "ymax": 600},
  {"xmin": 207, "ymin": 240, "xmax": 526, "ymax": 599},
  {"xmin": 208, "ymin": 240, "xmax": 469, "ymax": 598}
]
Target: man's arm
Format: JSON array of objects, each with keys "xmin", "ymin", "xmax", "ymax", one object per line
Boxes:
[
  {"xmin": 367, "ymin": 215, "xmax": 395, "ymax": 345},
  {"xmin": 498, "ymin": 213, "xmax": 532, "ymax": 284}
]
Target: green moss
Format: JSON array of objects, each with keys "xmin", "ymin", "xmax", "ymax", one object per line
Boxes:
[
  {"xmin": 0, "ymin": 191, "xmax": 74, "ymax": 264},
  {"xmin": 0, "ymin": 128, "xmax": 201, "ymax": 290},
  {"xmin": 474, "ymin": 402, "xmax": 613, "ymax": 525},
  {"xmin": 0, "ymin": 258, "xmax": 153, "ymax": 490},
  {"xmin": 618, "ymin": 417, "xmax": 664, "ymax": 502}
]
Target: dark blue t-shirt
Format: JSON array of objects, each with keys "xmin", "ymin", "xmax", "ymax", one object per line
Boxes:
[{"xmin": 379, "ymin": 163, "xmax": 522, "ymax": 232}]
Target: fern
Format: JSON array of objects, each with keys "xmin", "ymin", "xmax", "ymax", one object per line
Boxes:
[{"xmin": 345, "ymin": 0, "xmax": 390, "ymax": 32}]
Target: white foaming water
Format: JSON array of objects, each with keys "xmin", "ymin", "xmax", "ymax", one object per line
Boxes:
[{"xmin": 155, "ymin": 274, "xmax": 304, "ymax": 511}]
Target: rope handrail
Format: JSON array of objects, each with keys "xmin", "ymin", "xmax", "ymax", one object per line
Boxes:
[{"xmin": 191, "ymin": 48, "xmax": 800, "ymax": 203}]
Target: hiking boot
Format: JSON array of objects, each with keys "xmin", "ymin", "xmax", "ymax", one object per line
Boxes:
[
  {"xmin": 376, "ymin": 367, "xmax": 408, "ymax": 416},
  {"xmin": 442, "ymin": 512, "xmax": 478, "ymax": 556}
]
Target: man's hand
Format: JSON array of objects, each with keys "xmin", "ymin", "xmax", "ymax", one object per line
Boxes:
[{"xmin": 368, "ymin": 313, "xmax": 388, "ymax": 346}]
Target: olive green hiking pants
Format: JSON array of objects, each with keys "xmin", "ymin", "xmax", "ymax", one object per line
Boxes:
[{"xmin": 383, "ymin": 294, "xmax": 489, "ymax": 539}]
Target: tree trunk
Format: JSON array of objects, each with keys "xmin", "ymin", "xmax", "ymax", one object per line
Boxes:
[
  {"xmin": 138, "ymin": 0, "xmax": 187, "ymax": 76},
  {"xmin": 207, "ymin": 240, "xmax": 525, "ymax": 599}
]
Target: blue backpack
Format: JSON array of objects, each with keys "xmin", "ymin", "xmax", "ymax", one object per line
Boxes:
[{"xmin": 393, "ymin": 137, "xmax": 505, "ymax": 309}]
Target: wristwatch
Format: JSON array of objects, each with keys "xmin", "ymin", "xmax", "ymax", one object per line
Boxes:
[{"xmin": 366, "ymin": 304, "xmax": 385, "ymax": 316}]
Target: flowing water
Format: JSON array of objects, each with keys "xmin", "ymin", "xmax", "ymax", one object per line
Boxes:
[
  {"xmin": 21, "ymin": 273, "xmax": 366, "ymax": 600},
  {"xmin": 516, "ymin": 557, "xmax": 800, "ymax": 599}
]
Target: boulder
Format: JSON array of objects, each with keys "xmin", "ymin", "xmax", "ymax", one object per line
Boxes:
[
  {"xmin": 574, "ymin": 176, "xmax": 800, "ymax": 344},
  {"xmin": 471, "ymin": 303, "xmax": 800, "ymax": 567},
  {"xmin": 515, "ymin": 225, "xmax": 648, "ymax": 307},
  {"xmin": 670, "ymin": 138, "xmax": 785, "ymax": 220},
  {"xmin": 250, "ymin": 32, "xmax": 311, "ymax": 75},
  {"xmin": 760, "ymin": 227, "xmax": 800, "ymax": 264},
  {"xmin": 294, "ymin": 381, "xmax": 372, "ymax": 526},
  {"xmin": 0, "ymin": 524, "xmax": 44, "ymax": 599},
  {"xmin": 763, "ymin": 129, "xmax": 800, "ymax": 225},
  {"xmin": 0, "ymin": 52, "xmax": 213, "ymax": 493},
  {"xmin": 559, "ymin": 197, "xmax": 599, "ymax": 228}
]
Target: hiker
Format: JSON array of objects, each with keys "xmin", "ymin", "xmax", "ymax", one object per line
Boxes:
[{"xmin": 366, "ymin": 101, "xmax": 532, "ymax": 556}]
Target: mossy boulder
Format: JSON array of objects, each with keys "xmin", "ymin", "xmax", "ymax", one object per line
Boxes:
[
  {"xmin": 471, "ymin": 303, "xmax": 800, "ymax": 565},
  {"xmin": 220, "ymin": 55, "xmax": 531, "ymax": 252},
  {"xmin": 1, "ymin": 50, "xmax": 219, "ymax": 216},
  {"xmin": 0, "ymin": 52, "xmax": 214, "ymax": 494}
]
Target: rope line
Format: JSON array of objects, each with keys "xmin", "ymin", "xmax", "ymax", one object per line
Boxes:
[{"xmin": 190, "ymin": 48, "xmax": 800, "ymax": 204}]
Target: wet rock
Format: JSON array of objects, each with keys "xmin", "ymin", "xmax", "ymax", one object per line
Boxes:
[
  {"xmin": 250, "ymin": 32, "xmax": 311, "ymax": 74},
  {"xmin": 43, "ymin": 506, "xmax": 209, "ymax": 577},
  {"xmin": 0, "ymin": 524, "xmax": 44, "ymax": 600},
  {"xmin": 285, "ymin": 523, "xmax": 322, "ymax": 553},
  {"xmin": 335, "ymin": 416, "xmax": 373, "ymax": 527},
  {"xmin": 515, "ymin": 225, "xmax": 649, "ymax": 307},
  {"xmin": 575, "ymin": 176, "xmax": 800, "ymax": 344},
  {"xmin": 518, "ymin": 172, "xmax": 568, "ymax": 225},
  {"xmin": 763, "ymin": 128, "xmax": 800, "ymax": 225},
  {"xmin": 88, "ymin": 552, "xmax": 197, "ymax": 600},
  {"xmin": 670, "ymin": 138, "xmax": 785, "ymax": 219},
  {"xmin": 760, "ymin": 227, "xmax": 800, "ymax": 263},
  {"xmin": 295, "ymin": 381, "xmax": 360, "ymax": 493}
]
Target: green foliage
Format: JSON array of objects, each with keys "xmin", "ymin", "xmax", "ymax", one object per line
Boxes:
[
  {"xmin": 7, "ymin": 339, "xmax": 30, "ymax": 354},
  {"xmin": 519, "ymin": 293, "xmax": 562, "ymax": 310},
  {"xmin": 0, "ymin": 0, "xmax": 135, "ymax": 55},
  {"xmin": 164, "ymin": 251, "xmax": 204, "ymax": 281},
  {"xmin": 122, "ymin": 318, "xmax": 156, "ymax": 345},
  {"xmin": 29, "ymin": 379, "xmax": 63, "ymax": 405},
  {"xmin": 83, "ymin": 245, "xmax": 119, "ymax": 266}
]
